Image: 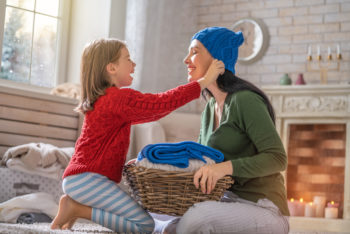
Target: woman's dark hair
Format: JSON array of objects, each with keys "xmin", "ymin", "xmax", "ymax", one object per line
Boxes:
[{"xmin": 202, "ymin": 69, "xmax": 276, "ymax": 125}]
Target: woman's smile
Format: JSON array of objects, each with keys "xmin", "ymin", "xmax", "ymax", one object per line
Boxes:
[{"xmin": 187, "ymin": 65, "xmax": 196, "ymax": 75}]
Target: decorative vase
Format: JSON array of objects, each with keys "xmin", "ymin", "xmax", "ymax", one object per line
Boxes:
[
  {"xmin": 280, "ymin": 73, "xmax": 292, "ymax": 85},
  {"xmin": 295, "ymin": 73, "xmax": 306, "ymax": 85}
]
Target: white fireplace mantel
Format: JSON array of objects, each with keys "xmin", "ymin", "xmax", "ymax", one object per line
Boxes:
[{"xmin": 263, "ymin": 84, "xmax": 350, "ymax": 232}]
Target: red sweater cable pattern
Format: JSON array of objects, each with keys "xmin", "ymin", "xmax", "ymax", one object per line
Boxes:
[{"xmin": 63, "ymin": 81, "xmax": 201, "ymax": 183}]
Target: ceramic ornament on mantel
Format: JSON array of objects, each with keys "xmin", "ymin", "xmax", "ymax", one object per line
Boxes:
[
  {"xmin": 295, "ymin": 73, "xmax": 306, "ymax": 85},
  {"xmin": 280, "ymin": 73, "xmax": 292, "ymax": 85}
]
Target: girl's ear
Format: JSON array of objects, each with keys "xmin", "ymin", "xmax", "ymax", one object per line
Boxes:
[{"xmin": 106, "ymin": 62, "xmax": 118, "ymax": 74}]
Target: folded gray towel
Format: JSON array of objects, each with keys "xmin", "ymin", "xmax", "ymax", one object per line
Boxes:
[{"xmin": 17, "ymin": 213, "xmax": 52, "ymax": 224}]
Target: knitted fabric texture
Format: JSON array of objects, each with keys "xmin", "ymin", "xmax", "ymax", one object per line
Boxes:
[
  {"xmin": 192, "ymin": 27, "xmax": 244, "ymax": 74},
  {"xmin": 137, "ymin": 141, "xmax": 224, "ymax": 168},
  {"xmin": 63, "ymin": 81, "xmax": 201, "ymax": 184}
]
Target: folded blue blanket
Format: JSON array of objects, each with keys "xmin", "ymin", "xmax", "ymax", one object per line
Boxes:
[{"xmin": 137, "ymin": 141, "xmax": 224, "ymax": 168}]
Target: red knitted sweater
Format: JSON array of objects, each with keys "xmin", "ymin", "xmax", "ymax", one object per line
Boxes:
[{"xmin": 63, "ymin": 81, "xmax": 201, "ymax": 183}]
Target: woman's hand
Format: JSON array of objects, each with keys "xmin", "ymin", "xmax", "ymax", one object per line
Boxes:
[
  {"xmin": 198, "ymin": 59, "xmax": 225, "ymax": 89},
  {"xmin": 126, "ymin": 158, "xmax": 136, "ymax": 165},
  {"xmin": 193, "ymin": 160, "xmax": 233, "ymax": 194}
]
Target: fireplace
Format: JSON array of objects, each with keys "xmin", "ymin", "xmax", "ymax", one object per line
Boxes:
[
  {"xmin": 287, "ymin": 123, "xmax": 345, "ymax": 218},
  {"xmin": 263, "ymin": 84, "xmax": 350, "ymax": 232}
]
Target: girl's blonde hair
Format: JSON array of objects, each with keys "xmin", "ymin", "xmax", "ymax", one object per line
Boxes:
[{"xmin": 75, "ymin": 38, "xmax": 126, "ymax": 114}]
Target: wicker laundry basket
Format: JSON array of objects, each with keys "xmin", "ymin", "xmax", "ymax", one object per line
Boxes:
[{"xmin": 123, "ymin": 163, "xmax": 233, "ymax": 216}]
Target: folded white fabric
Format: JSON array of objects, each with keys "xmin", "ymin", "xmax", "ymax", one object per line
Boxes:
[
  {"xmin": 6, "ymin": 158, "xmax": 65, "ymax": 181},
  {"xmin": 1, "ymin": 143, "xmax": 74, "ymax": 180},
  {"xmin": 0, "ymin": 192, "xmax": 58, "ymax": 223},
  {"xmin": 135, "ymin": 156, "xmax": 215, "ymax": 172}
]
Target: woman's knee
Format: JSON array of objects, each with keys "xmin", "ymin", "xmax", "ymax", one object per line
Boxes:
[{"xmin": 176, "ymin": 201, "xmax": 217, "ymax": 234}]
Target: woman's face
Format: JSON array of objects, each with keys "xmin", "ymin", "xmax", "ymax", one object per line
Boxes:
[{"xmin": 184, "ymin": 39, "xmax": 213, "ymax": 82}]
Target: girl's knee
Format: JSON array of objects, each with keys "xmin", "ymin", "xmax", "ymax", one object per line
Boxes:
[{"xmin": 137, "ymin": 216, "xmax": 155, "ymax": 234}]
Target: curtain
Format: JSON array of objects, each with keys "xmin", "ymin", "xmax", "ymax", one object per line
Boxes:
[{"xmin": 125, "ymin": 0, "xmax": 199, "ymax": 95}]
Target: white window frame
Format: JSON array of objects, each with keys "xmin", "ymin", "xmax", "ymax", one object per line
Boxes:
[{"xmin": 0, "ymin": 0, "xmax": 71, "ymax": 92}]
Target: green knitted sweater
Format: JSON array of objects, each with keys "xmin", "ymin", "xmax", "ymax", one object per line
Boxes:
[{"xmin": 199, "ymin": 90, "xmax": 290, "ymax": 216}]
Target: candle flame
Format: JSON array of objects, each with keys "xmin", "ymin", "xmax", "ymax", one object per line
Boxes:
[
  {"xmin": 331, "ymin": 201, "xmax": 334, "ymax": 205},
  {"xmin": 309, "ymin": 202, "xmax": 313, "ymax": 205},
  {"xmin": 290, "ymin": 198, "xmax": 294, "ymax": 202},
  {"xmin": 300, "ymin": 198, "xmax": 304, "ymax": 203}
]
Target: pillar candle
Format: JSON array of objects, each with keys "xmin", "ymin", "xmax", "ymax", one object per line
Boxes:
[
  {"xmin": 325, "ymin": 201, "xmax": 339, "ymax": 219},
  {"xmin": 297, "ymin": 198, "xmax": 305, "ymax": 216},
  {"xmin": 288, "ymin": 198, "xmax": 306, "ymax": 216},
  {"xmin": 325, "ymin": 207, "xmax": 338, "ymax": 219},
  {"xmin": 304, "ymin": 202, "xmax": 316, "ymax": 217},
  {"xmin": 313, "ymin": 196, "xmax": 326, "ymax": 217},
  {"xmin": 287, "ymin": 198, "xmax": 298, "ymax": 216}
]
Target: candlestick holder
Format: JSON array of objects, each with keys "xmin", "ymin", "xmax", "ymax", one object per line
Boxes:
[{"xmin": 306, "ymin": 45, "xmax": 342, "ymax": 84}]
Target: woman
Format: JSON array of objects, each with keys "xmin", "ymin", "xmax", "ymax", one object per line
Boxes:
[{"xmin": 167, "ymin": 27, "xmax": 290, "ymax": 234}]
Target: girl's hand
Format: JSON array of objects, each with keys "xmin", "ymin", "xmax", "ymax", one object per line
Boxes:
[
  {"xmin": 193, "ymin": 161, "xmax": 233, "ymax": 194},
  {"xmin": 204, "ymin": 59, "xmax": 225, "ymax": 83},
  {"xmin": 198, "ymin": 59, "xmax": 225, "ymax": 89}
]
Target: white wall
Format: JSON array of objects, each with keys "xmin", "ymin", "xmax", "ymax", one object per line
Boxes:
[
  {"xmin": 109, "ymin": 0, "xmax": 127, "ymax": 40},
  {"xmin": 124, "ymin": 0, "xmax": 205, "ymax": 113},
  {"xmin": 66, "ymin": 0, "xmax": 127, "ymax": 84},
  {"xmin": 195, "ymin": 0, "xmax": 350, "ymax": 85}
]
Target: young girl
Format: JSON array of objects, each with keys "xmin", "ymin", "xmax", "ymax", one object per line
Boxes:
[{"xmin": 50, "ymin": 38, "xmax": 224, "ymax": 233}]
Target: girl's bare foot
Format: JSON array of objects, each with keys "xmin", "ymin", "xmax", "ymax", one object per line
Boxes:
[
  {"xmin": 51, "ymin": 195, "xmax": 90, "ymax": 230},
  {"xmin": 62, "ymin": 217, "xmax": 77, "ymax": 230}
]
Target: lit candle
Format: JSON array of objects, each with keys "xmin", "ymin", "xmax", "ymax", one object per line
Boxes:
[
  {"xmin": 325, "ymin": 201, "xmax": 339, "ymax": 219},
  {"xmin": 327, "ymin": 46, "xmax": 332, "ymax": 60},
  {"xmin": 305, "ymin": 202, "xmax": 316, "ymax": 217},
  {"xmin": 317, "ymin": 45, "xmax": 321, "ymax": 60},
  {"xmin": 307, "ymin": 46, "xmax": 312, "ymax": 61},
  {"xmin": 313, "ymin": 196, "xmax": 326, "ymax": 217},
  {"xmin": 297, "ymin": 198, "xmax": 305, "ymax": 216},
  {"xmin": 336, "ymin": 44, "xmax": 342, "ymax": 59},
  {"xmin": 288, "ymin": 198, "xmax": 298, "ymax": 216},
  {"xmin": 327, "ymin": 201, "xmax": 339, "ymax": 208}
]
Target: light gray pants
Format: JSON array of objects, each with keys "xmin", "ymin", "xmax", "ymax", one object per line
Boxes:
[{"xmin": 165, "ymin": 191, "xmax": 289, "ymax": 234}]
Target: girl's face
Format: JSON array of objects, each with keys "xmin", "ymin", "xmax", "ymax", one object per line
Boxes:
[
  {"xmin": 183, "ymin": 39, "xmax": 213, "ymax": 82},
  {"xmin": 109, "ymin": 47, "xmax": 136, "ymax": 88}
]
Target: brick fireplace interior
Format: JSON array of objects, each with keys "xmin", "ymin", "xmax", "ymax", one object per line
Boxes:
[{"xmin": 287, "ymin": 123, "xmax": 346, "ymax": 218}]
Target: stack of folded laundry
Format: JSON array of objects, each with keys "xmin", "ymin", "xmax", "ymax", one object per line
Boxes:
[{"xmin": 135, "ymin": 141, "xmax": 224, "ymax": 172}]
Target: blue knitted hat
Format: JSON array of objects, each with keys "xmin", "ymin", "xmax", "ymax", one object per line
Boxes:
[{"xmin": 191, "ymin": 27, "xmax": 244, "ymax": 74}]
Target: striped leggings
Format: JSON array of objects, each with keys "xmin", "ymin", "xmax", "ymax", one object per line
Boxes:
[{"xmin": 62, "ymin": 172, "xmax": 154, "ymax": 233}]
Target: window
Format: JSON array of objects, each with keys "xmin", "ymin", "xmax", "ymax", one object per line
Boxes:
[{"xmin": 0, "ymin": 0, "xmax": 70, "ymax": 88}]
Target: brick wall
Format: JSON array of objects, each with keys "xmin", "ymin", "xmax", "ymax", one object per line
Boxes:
[{"xmin": 195, "ymin": 0, "xmax": 350, "ymax": 86}]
